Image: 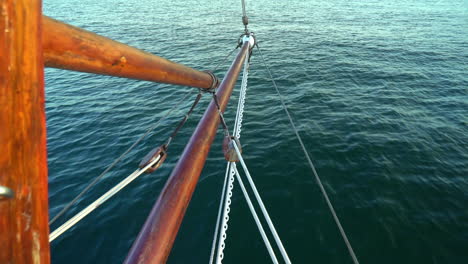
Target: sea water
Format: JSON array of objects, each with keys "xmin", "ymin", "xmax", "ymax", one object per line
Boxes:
[{"xmin": 44, "ymin": 0, "xmax": 467, "ymax": 263}]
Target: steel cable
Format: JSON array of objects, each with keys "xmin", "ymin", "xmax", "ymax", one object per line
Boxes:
[
  {"xmin": 256, "ymin": 44, "xmax": 360, "ymax": 264},
  {"xmin": 49, "ymin": 89, "xmax": 194, "ymax": 225},
  {"xmin": 50, "ymin": 46, "xmax": 237, "ymax": 226}
]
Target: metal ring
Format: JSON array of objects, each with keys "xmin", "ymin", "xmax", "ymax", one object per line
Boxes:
[{"xmin": 0, "ymin": 186, "xmax": 14, "ymax": 200}]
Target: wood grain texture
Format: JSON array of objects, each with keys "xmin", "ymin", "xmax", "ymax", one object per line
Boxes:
[
  {"xmin": 124, "ymin": 42, "xmax": 250, "ymax": 264},
  {"xmin": 43, "ymin": 16, "xmax": 218, "ymax": 89},
  {"xmin": 0, "ymin": 0, "xmax": 50, "ymax": 263}
]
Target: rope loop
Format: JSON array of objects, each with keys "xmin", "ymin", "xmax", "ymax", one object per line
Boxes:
[{"xmin": 203, "ymin": 70, "xmax": 220, "ymax": 89}]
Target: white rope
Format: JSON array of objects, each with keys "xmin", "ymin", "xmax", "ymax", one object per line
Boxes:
[
  {"xmin": 49, "ymin": 156, "xmax": 160, "ymax": 242},
  {"xmin": 209, "ymin": 163, "xmax": 233, "ymax": 264},
  {"xmin": 214, "ymin": 163, "xmax": 236, "ymax": 264},
  {"xmin": 50, "ymin": 89, "xmax": 193, "ymax": 225},
  {"xmin": 233, "ymin": 142, "xmax": 292, "ymax": 264},
  {"xmin": 241, "ymin": 0, "xmax": 247, "ymax": 18},
  {"xmin": 233, "ymin": 54, "xmax": 250, "ymax": 139},
  {"xmin": 212, "ymin": 45, "xmax": 291, "ymax": 264},
  {"xmin": 233, "ymin": 165, "xmax": 279, "ymax": 264},
  {"xmin": 212, "ymin": 52, "xmax": 250, "ymax": 264}
]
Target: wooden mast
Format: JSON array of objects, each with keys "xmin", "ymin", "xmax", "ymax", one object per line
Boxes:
[
  {"xmin": 124, "ymin": 41, "xmax": 251, "ymax": 264},
  {"xmin": 1, "ymin": 0, "xmax": 245, "ymax": 261},
  {"xmin": 0, "ymin": 0, "xmax": 51, "ymax": 263}
]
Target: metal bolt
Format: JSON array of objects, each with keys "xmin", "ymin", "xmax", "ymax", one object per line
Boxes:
[{"xmin": 0, "ymin": 186, "xmax": 14, "ymax": 200}]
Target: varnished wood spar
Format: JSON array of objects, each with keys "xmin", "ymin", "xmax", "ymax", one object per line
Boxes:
[
  {"xmin": 124, "ymin": 41, "xmax": 250, "ymax": 264},
  {"xmin": 42, "ymin": 16, "xmax": 218, "ymax": 89},
  {"xmin": 0, "ymin": 0, "xmax": 50, "ymax": 263}
]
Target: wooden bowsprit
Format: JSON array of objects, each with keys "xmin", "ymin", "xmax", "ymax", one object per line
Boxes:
[{"xmin": 124, "ymin": 38, "xmax": 254, "ymax": 264}]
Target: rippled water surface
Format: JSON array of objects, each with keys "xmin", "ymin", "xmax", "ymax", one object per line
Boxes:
[{"xmin": 44, "ymin": 0, "xmax": 467, "ymax": 263}]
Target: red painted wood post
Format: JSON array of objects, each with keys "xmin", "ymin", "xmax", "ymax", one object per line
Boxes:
[
  {"xmin": 124, "ymin": 41, "xmax": 251, "ymax": 264},
  {"xmin": 0, "ymin": 0, "xmax": 51, "ymax": 263},
  {"xmin": 42, "ymin": 16, "xmax": 218, "ymax": 89}
]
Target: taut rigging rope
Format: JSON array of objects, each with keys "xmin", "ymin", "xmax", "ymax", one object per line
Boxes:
[
  {"xmin": 50, "ymin": 45, "xmax": 236, "ymax": 226},
  {"xmin": 211, "ymin": 44, "xmax": 291, "ymax": 263},
  {"xmin": 241, "ymin": 0, "xmax": 247, "ymax": 18},
  {"xmin": 209, "ymin": 162, "xmax": 235, "ymax": 264},
  {"xmin": 165, "ymin": 91, "xmax": 202, "ymax": 147},
  {"xmin": 233, "ymin": 164, "xmax": 279, "ymax": 264},
  {"xmin": 49, "ymin": 91, "xmax": 204, "ymax": 241},
  {"xmin": 211, "ymin": 51, "xmax": 250, "ymax": 264},
  {"xmin": 213, "ymin": 46, "xmax": 240, "ymax": 74},
  {"xmin": 256, "ymin": 44, "xmax": 360, "ymax": 264},
  {"xmin": 232, "ymin": 142, "xmax": 291, "ymax": 264},
  {"xmin": 49, "ymin": 89, "xmax": 194, "ymax": 225},
  {"xmin": 49, "ymin": 157, "xmax": 161, "ymax": 242}
]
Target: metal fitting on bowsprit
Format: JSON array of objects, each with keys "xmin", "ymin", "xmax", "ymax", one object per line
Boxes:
[
  {"xmin": 0, "ymin": 186, "xmax": 14, "ymax": 201},
  {"xmin": 242, "ymin": 15, "xmax": 249, "ymax": 27},
  {"xmin": 238, "ymin": 32, "xmax": 256, "ymax": 50},
  {"xmin": 223, "ymin": 136, "xmax": 242, "ymax": 162},
  {"xmin": 139, "ymin": 145, "xmax": 167, "ymax": 173}
]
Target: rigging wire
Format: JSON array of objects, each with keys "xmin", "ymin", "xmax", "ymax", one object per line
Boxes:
[
  {"xmin": 49, "ymin": 89, "xmax": 194, "ymax": 225},
  {"xmin": 211, "ymin": 92, "xmax": 231, "ymax": 136},
  {"xmin": 50, "ymin": 90, "xmax": 203, "ymax": 240},
  {"xmin": 256, "ymin": 44, "xmax": 360, "ymax": 264},
  {"xmin": 50, "ymin": 46, "xmax": 236, "ymax": 226},
  {"xmin": 233, "ymin": 164, "xmax": 279, "ymax": 264},
  {"xmin": 165, "ymin": 91, "xmax": 202, "ymax": 147},
  {"xmin": 50, "ymin": 90, "xmax": 204, "ymax": 241},
  {"xmin": 212, "ymin": 162, "xmax": 237, "ymax": 264},
  {"xmin": 232, "ymin": 54, "xmax": 250, "ymax": 138},
  {"xmin": 213, "ymin": 46, "xmax": 240, "ymax": 74},
  {"xmin": 210, "ymin": 52, "xmax": 250, "ymax": 264},
  {"xmin": 210, "ymin": 50, "xmax": 291, "ymax": 263},
  {"xmin": 232, "ymin": 142, "xmax": 291, "ymax": 264},
  {"xmin": 241, "ymin": 0, "xmax": 247, "ymax": 18},
  {"xmin": 207, "ymin": 44, "xmax": 249, "ymax": 264},
  {"xmin": 49, "ymin": 156, "xmax": 161, "ymax": 242},
  {"xmin": 209, "ymin": 163, "xmax": 234, "ymax": 264},
  {"xmin": 240, "ymin": 0, "xmax": 249, "ymax": 34}
]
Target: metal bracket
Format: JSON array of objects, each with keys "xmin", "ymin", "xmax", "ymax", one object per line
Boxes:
[{"xmin": 0, "ymin": 186, "xmax": 14, "ymax": 200}]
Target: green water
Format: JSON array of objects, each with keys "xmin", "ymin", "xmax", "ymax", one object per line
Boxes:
[{"xmin": 44, "ymin": 0, "xmax": 467, "ymax": 263}]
